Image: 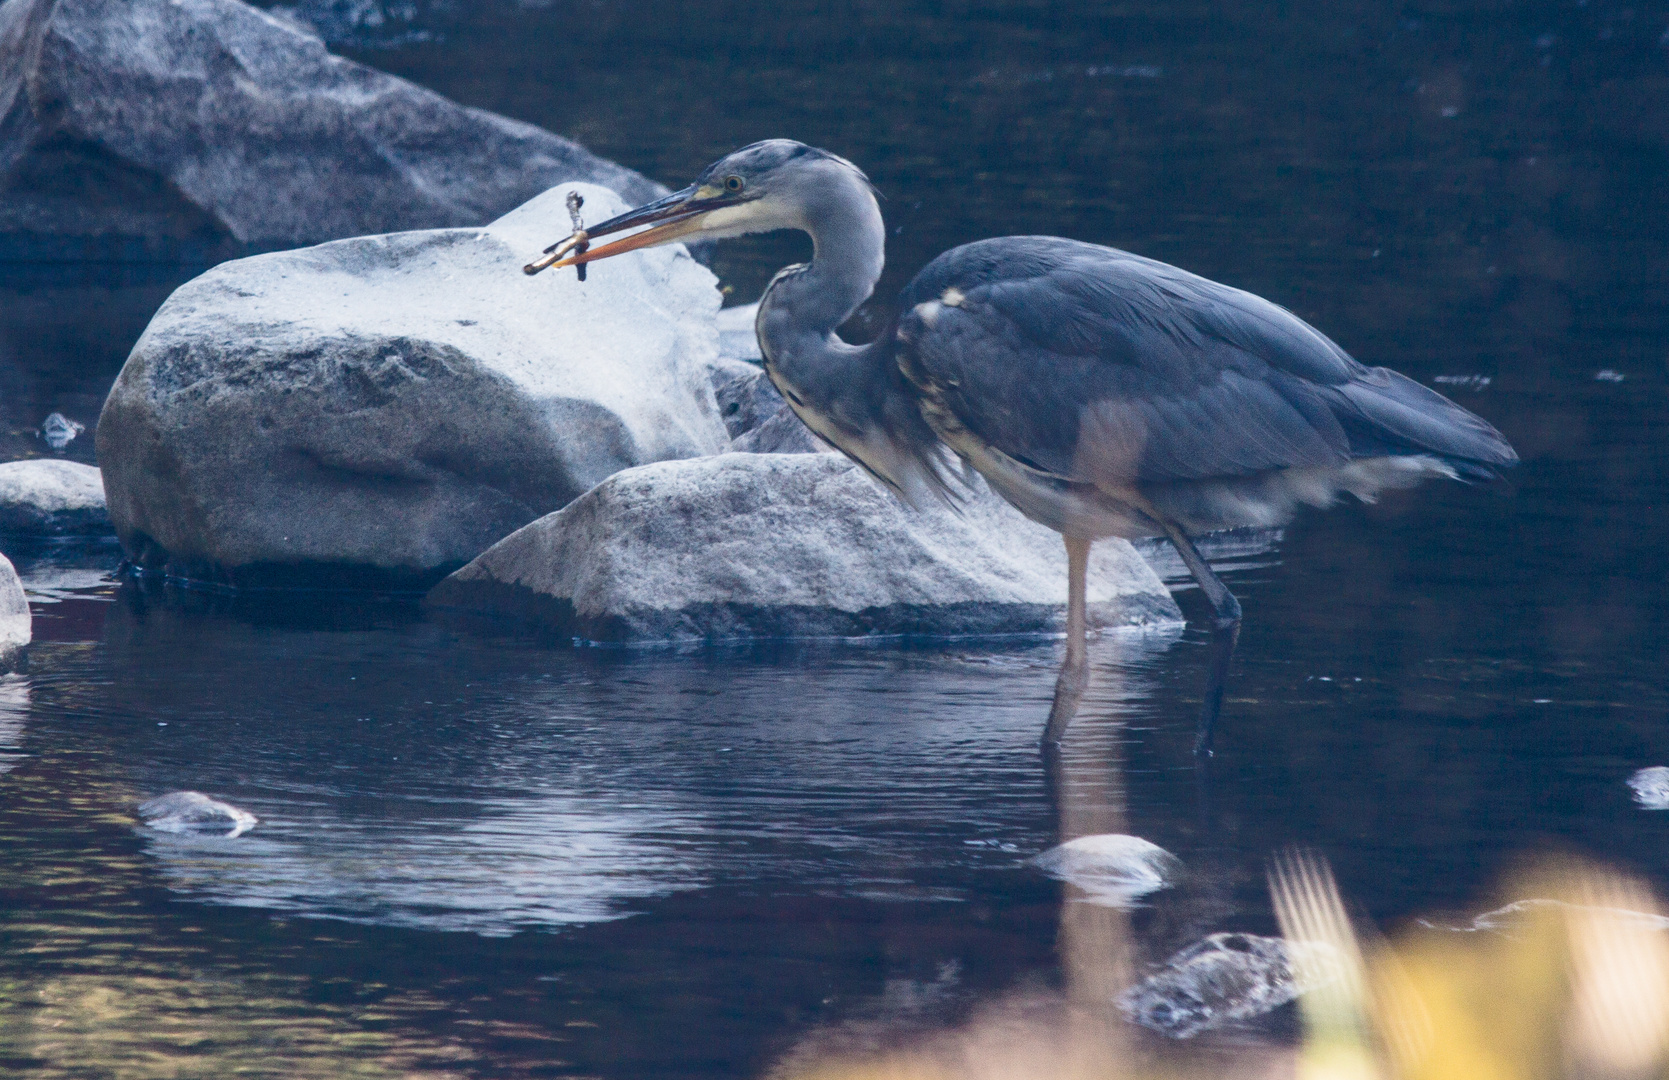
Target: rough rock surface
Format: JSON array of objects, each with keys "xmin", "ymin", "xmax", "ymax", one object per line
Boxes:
[
  {"xmin": 0, "ymin": 459, "xmax": 109, "ymax": 535},
  {"xmin": 1118, "ymin": 933, "xmax": 1307, "ymax": 1039},
  {"xmin": 426, "ymin": 452, "xmax": 1182, "ymax": 641},
  {"xmin": 0, "ymin": 0, "xmax": 665, "ymax": 262},
  {"xmin": 97, "ymin": 183, "xmax": 729, "ymax": 588},
  {"xmin": 0, "ymin": 553, "xmax": 29, "ymax": 672},
  {"xmin": 1628, "ymin": 766, "xmax": 1669, "ymax": 810}
]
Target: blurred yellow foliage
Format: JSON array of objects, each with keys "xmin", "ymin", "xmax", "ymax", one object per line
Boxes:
[{"xmin": 773, "ymin": 857, "xmax": 1669, "ymax": 1080}]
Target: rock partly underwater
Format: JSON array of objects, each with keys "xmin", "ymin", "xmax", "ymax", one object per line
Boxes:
[
  {"xmin": 1029, "ymin": 834, "xmax": 1181, "ymax": 906},
  {"xmin": 1118, "ymin": 932, "xmax": 1318, "ymax": 1039},
  {"xmin": 137, "ymin": 791, "xmax": 258, "ymax": 838},
  {"xmin": 0, "ymin": 460, "xmax": 109, "ymax": 536},
  {"xmin": 98, "ymin": 183, "xmax": 730, "ymax": 588},
  {"xmin": 0, "ymin": 553, "xmax": 30, "ymax": 672},
  {"xmin": 426, "ymin": 452, "xmax": 1182, "ymax": 641}
]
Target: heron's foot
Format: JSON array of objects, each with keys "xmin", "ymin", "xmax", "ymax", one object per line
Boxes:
[{"xmin": 1042, "ymin": 658, "xmax": 1088, "ymax": 746}]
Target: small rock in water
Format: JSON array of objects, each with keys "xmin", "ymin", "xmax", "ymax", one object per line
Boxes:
[
  {"xmin": 1029, "ymin": 834, "xmax": 1180, "ymax": 906},
  {"xmin": 1118, "ymin": 932, "xmax": 1317, "ymax": 1038},
  {"xmin": 39, "ymin": 413, "xmax": 84, "ymax": 451},
  {"xmin": 1426, "ymin": 897, "xmax": 1669, "ymax": 934},
  {"xmin": 1627, "ymin": 766, "xmax": 1669, "ymax": 809},
  {"xmin": 137, "ymin": 791, "xmax": 258, "ymax": 837}
]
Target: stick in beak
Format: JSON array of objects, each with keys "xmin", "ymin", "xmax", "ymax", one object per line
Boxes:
[
  {"xmin": 549, "ymin": 211, "xmax": 714, "ymax": 269},
  {"xmin": 525, "ymin": 184, "xmax": 734, "ymax": 274},
  {"xmin": 565, "ymin": 191, "xmax": 589, "ymax": 281}
]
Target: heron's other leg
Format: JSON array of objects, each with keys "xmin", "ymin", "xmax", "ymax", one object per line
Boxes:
[
  {"xmin": 1158, "ymin": 521, "xmax": 1242, "ymax": 757},
  {"xmin": 1043, "ymin": 536, "xmax": 1092, "ymax": 746}
]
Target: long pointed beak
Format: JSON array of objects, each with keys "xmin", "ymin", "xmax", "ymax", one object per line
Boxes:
[{"xmin": 523, "ymin": 185, "xmax": 738, "ymax": 275}]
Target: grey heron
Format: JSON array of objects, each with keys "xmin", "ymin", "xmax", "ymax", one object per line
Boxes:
[{"xmin": 528, "ymin": 140, "xmax": 1518, "ymax": 754}]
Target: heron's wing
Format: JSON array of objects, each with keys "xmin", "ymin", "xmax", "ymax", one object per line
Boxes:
[{"xmin": 895, "ymin": 236, "xmax": 1516, "ymax": 486}]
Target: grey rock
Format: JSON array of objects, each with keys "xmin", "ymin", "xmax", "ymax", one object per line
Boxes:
[
  {"xmin": 38, "ymin": 412, "xmax": 84, "ymax": 451},
  {"xmin": 1118, "ymin": 933, "xmax": 1303, "ymax": 1039},
  {"xmin": 709, "ymin": 356, "xmax": 784, "ymax": 440},
  {"xmin": 426, "ymin": 452, "xmax": 1182, "ymax": 641},
  {"xmin": 97, "ymin": 183, "xmax": 729, "ymax": 589},
  {"xmin": 1029, "ymin": 834, "xmax": 1180, "ymax": 907},
  {"xmin": 0, "ymin": 459, "xmax": 109, "ymax": 536},
  {"xmin": 1628, "ymin": 766, "xmax": 1669, "ymax": 810},
  {"xmin": 731, "ymin": 406, "xmax": 830, "ymax": 454},
  {"xmin": 137, "ymin": 791, "xmax": 257, "ymax": 837},
  {"xmin": 0, "ymin": 553, "xmax": 28, "ymax": 672},
  {"xmin": 0, "ymin": 0, "xmax": 665, "ymax": 261},
  {"xmin": 705, "ymin": 350, "xmax": 828, "ymax": 454},
  {"xmin": 1438, "ymin": 897, "xmax": 1669, "ymax": 934}
]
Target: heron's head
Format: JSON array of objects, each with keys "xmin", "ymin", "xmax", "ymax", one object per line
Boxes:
[{"xmin": 537, "ymin": 140, "xmax": 876, "ymax": 271}]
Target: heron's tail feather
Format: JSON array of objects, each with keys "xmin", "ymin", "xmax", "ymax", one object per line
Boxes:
[{"xmin": 1333, "ymin": 368, "xmax": 1518, "ymax": 476}]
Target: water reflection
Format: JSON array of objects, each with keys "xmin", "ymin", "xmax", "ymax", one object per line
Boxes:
[
  {"xmin": 0, "ymin": 673, "xmax": 28, "ymax": 774},
  {"xmin": 141, "ymin": 792, "xmax": 711, "ymax": 933},
  {"xmin": 85, "ymin": 589, "xmax": 1186, "ymax": 933}
]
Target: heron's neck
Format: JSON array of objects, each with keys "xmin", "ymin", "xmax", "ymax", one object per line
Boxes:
[{"xmin": 755, "ymin": 179, "xmax": 886, "ymax": 376}]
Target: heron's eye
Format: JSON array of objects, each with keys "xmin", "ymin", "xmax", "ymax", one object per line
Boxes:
[{"xmin": 724, "ymin": 175, "xmax": 745, "ymax": 193}]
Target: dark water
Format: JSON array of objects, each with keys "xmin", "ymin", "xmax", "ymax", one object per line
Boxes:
[{"xmin": 4, "ymin": 0, "xmax": 1669, "ymax": 1076}]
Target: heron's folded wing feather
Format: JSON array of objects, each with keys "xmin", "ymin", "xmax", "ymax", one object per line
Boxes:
[
  {"xmin": 898, "ymin": 238, "xmax": 1355, "ymax": 485},
  {"xmin": 897, "ymin": 236, "xmax": 1515, "ymax": 486}
]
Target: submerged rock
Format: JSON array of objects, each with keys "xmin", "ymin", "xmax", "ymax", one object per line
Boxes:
[
  {"xmin": 97, "ymin": 183, "xmax": 729, "ymax": 589},
  {"xmin": 0, "ymin": 0, "xmax": 664, "ymax": 263},
  {"xmin": 38, "ymin": 413, "xmax": 85, "ymax": 451},
  {"xmin": 426, "ymin": 452, "xmax": 1182, "ymax": 641},
  {"xmin": 0, "ymin": 554, "xmax": 28, "ymax": 672},
  {"xmin": 0, "ymin": 460, "xmax": 110, "ymax": 536},
  {"xmin": 137, "ymin": 791, "xmax": 258, "ymax": 837},
  {"xmin": 1118, "ymin": 933, "xmax": 1309, "ymax": 1039},
  {"xmin": 1628, "ymin": 767, "xmax": 1669, "ymax": 810},
  {"xmin": 1030, "ymin": 834, "xmax": 1180, "ymax": 906}
]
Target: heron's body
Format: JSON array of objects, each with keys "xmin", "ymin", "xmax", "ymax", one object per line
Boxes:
[
  {"xmin": 535, "ymin": 139, "xmax": 1518, "ymax": 753},
  {"xmin": 760, "ymin": 233, "xmax": 1508, "ymax": 543}
]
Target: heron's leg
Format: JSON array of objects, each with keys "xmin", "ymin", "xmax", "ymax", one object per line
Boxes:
[
  {"xmin": 1043, "ymin": 536, "xmax": 1092, "ymax": 746},
  {"xmin": 1158, "ymin": 521, "xmax": 1241, "ymax": 757}
]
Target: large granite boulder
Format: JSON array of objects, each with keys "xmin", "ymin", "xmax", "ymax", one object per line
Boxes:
[
  {"xmin": 426, "ymin": 453, "xmax": 1182, "ymax": 641},
  {"xmin": 96, "ymin": 183, "xmax": 730, "ymax": 589},
  {"xmin": 0, "ymin": 0, "xmax": 665, "ymax": 263},
  {"xmin": 0, "ymin": 459, "xmax": 109, "ymax": 535},
  {"xmin": 0, "ymin": 553, "xmax": 29, "ymax": 672}
]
